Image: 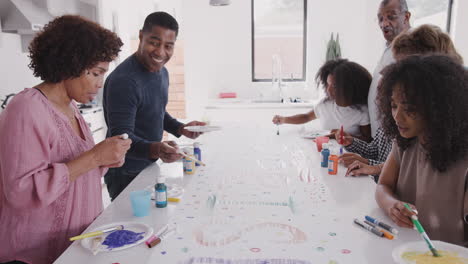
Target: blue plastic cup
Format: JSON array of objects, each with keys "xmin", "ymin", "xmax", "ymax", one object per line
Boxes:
[{"xmin": 130, "ymin": 190, "xmax": 151, "ymax": 217}]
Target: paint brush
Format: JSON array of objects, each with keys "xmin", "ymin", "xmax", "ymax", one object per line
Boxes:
[
  {"xmin": 178, "ymin": 150, "xmax": 206, "ymax": 166},
  {"xmin": 70, "ymin": 225, "xmax": 124, "ymax": 241},
  {"xmin": 403, "ymin": 203, "xmax": 440, "ymax": 257},
  {"xmin": 339, "ymin": 125, "xmax": 344, "ymax": 154}
]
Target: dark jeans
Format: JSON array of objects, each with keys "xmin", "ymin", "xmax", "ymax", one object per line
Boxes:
[{"xmin": 104, "ymin": 167, "xmax": 140, "ymax": 201}]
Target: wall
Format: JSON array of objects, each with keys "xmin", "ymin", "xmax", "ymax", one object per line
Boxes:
[
  {"xmin": 451, "ymin": 0, "xmax": 468, "ymax": 63},
  {"xmin": 0, "ymin": 32, "xmax": 39, "ymax": 98},
  {"xmin": 182, "ymin": 0, "xmax": 386, "ymax": 119},
  {"xmin": 1, "ymin": 0, "xmax": 467, "ymax": 112}
]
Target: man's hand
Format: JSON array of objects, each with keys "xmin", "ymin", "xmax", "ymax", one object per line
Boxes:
[
  {"xmin": 179, "ymin": 121, "xmax": 206, "ymax": 139},
  {"xmin": 150, "ymin": 141, "xmax": 182, "ymax": 162}
]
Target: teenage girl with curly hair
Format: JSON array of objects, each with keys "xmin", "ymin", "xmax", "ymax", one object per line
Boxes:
[{"xmin": 375, "ymin": 54, "xmax": 468, "ymax": 246}]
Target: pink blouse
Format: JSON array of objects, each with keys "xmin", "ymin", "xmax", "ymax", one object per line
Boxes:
[{"xmin": 0, "ymin": 88, "xmax": 106, "ymax": 264}]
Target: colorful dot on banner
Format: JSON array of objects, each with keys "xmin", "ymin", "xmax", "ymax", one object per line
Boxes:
[
  {"xmin": 341, "ymin": 249, "xmax": 351, "ymax": 254},
  {"xmin": 181, "ymin": 247, "xmax": 189, "ymax": 253},
  {"xmin": 328, "ymin": 260, "xmax": 338, "ymax": 264},
  {"xmin": 186, "ymin": 216, "xmax": 195, "ymax": 219},
  {"xmin": 161, "ymin": 251, "xmax": 167, "ymax": 255},
  {"xmin": 328, "ymin": 232, "xmax": 336, "ymax": 236},
  {"xmin": 177, "ymin": 237, "xmax": 183, "ymax": 240},
  {"xmin": 250, "ymin": 248, "xmax": 261, "ymax": 253},
  {"xmin": 316, "ymin": 247, "xmax": 325, "ymax": 252}
]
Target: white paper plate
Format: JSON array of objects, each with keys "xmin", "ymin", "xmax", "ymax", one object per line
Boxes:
[
  {"xmin": 81, "ymin": 222, "xmax": 153, "ymax": 254},
  {"xmin": 392, "ymin": 240, "xmax": 468, "ymax": 264},
  {"xmin": 185, "ymin": 125, "xmax": 221, "ymax": 132},
  {"xmin": 301, "ymin": 130, "xmax": 330, "ymax": 139}
]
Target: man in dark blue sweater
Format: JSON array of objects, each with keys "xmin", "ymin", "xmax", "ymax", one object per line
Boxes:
[{"xmin": 103, "ymin": 12, "xmax": 205, "ymax": 200}]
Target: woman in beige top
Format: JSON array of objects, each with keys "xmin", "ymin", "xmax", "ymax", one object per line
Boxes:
[
  {"xmin": 345, "ymin": 24, "xmax": 464, "ymax": 177},
  {"xmin": 375, "ymin": 54, "xmax": 468, "ymax": 246}
]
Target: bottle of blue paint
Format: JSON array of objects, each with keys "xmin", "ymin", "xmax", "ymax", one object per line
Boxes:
[
  {"xmin": 193, "ymin": 142, "xmax": 201, "ymax": 166},
  {"xmin": 321, "ymin": 143, "xmax": 330, "ymax": 168},
  {"xmin": 155, "ymin": 177, "xmax": 167, "ymax": 208}
]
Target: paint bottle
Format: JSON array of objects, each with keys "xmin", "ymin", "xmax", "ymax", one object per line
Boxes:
[
  {"xmin": 193, "ymin": 142, "xmax": 201, "ymax": 167},
  {"xmin": 155, "ymin": 177, "xmax": 167, "ymax": 208},
  {"xmin": 328, "ymin": 149, "xmax": 338, "ymax": 175},
  {"xmin": 182, "ymin": 147, "xmax": 195, "ymax": 174},
  {"xmin": 321, "ymin": 143, "xmax": 330, "ymax": 168}
]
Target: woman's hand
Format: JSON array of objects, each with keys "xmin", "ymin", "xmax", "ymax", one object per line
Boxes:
[
  {"xmin": 272, "ymin": 115, "xmax": 285, "ymax": 125},
  {"xmin": 92, "ymin": 135, "xmax": 131, "ymax": 167},
  {"xmin": 331, "ymin": 129, "xmax": 354, "ymax": 146},
  {"xmin": 346, "ymin": 161, "xmax": 381, "ymax": 176},
  {"xmin": 339, "ymin": 153, "xmax": 369, "ymax": 167},
  {"xmin": 387, "ymin": 201, "xmax": 417, "ymax": 228}
]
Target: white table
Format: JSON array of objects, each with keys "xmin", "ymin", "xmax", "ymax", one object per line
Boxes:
[{"xmin": 55, "ymin": 120, "xmax": 420, "ymax": 264}]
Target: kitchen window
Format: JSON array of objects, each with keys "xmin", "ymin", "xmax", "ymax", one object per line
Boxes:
[
  {"xmin": 408, "ymin": 0, "xmax": 454, "ymax": 32},
  {"xmin": 251, "ymin": 0, "xmax": 307, "ymax": 82}
]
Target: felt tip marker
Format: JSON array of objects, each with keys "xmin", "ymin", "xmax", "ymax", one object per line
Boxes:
[
  {"xmin": 353, "ymin": 218, "xmax": 384, "ymax": 237},
  {"xmin": 365, "ymin": 215, "xmax": 398, "ymax": 234},
  {"xmin": 364, "ymin": 220, "xmax": 394, "ymax": 240}
]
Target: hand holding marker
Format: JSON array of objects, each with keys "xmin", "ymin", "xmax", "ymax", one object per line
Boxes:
[{"xmin": 403, "ymin": 203, "xmax": 440, "ymax": 257}]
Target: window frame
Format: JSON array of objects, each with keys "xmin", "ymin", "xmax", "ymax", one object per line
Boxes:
[
  {"xmin": 251, "ymin": 0, "xmax": 308, "ymax": 82},
  {"xmin": 446, "ymin": 0, "xmax": 454, "ymax": 33}
]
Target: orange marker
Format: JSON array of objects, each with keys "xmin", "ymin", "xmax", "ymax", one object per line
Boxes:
[{"xmin": 364, "ymin": 220, "xmax": 394, "ymax": 240}]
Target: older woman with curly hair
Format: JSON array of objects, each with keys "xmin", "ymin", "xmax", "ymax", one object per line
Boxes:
[
  {"xmin": 375, "ymin": 55, "xmax": 468, "ymax": 246},
  {"xmin": 0, "ymin": 16, "xmax": 131, "ymax": 264}
]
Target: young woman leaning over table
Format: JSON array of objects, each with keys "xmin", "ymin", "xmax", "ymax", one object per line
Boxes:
[
  {"xmin": 375, "ymin": 55, "xmax": 468, "ymax": 246},
  {"xmin": 0, "ymin": 16, "xmax": 131, "ymax": 264},
  {"xmin": 342, "ymin": 24, "xmax": 464, "ymax": 178}
]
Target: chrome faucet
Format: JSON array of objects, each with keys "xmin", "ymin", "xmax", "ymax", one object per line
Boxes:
[{"xmin": 271, "ymin": 54, "xmax": 284, "ymax": 102}]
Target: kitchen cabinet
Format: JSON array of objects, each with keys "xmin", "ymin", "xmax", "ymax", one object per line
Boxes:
[{"xmin": 80, "ymin": 106, "xmax": 106, "ymax": 143}]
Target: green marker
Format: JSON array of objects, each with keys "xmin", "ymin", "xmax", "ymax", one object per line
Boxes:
[{"xmin": 403, "ymin": 203, "xmax": 440, "ymax": 257}]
